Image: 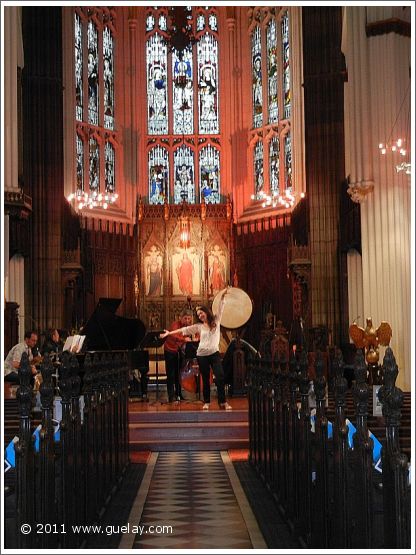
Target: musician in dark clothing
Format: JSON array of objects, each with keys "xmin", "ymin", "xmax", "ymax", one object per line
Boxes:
[
  {"xmin": 40, "ymin": 328, "xmax": 63, "ymax": 359},
  {"xmin": 163, "ymin": 309, "xmax": 193, "ymax": 403}
]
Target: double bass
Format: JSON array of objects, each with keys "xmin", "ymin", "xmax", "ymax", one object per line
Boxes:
[
  {"xmin": 180, "ymin": 348, "xmax": 200, "ymax": 394},
  {"xmin": 179, "ymin": 336, "xmax": 212, "ymax": 395}
]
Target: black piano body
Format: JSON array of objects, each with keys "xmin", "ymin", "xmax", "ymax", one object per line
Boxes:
[{"xmin": 80, "ymin": 298, "xmax": 149, "ymax": 375}]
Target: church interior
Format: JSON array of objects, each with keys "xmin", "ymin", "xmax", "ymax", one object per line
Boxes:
[{"xmin": 2, "ymin": 4, "xmax": 412, "ymax": 551}]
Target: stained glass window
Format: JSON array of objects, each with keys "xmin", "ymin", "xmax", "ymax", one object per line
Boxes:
[
  {"xmin": 147, "ymin": 33, "xmax": 168, "ymax": 135},
  {"xmin": 87, "ymin": 20, "xmax": 99, "ymax": 126},
  {"xmin": 146, "ymin": 7, "xmax": 221, "ymax": 205},
  {"xmin": 208, "ymin": 13, "xmax": 217, "ymax": 31},
  {"xmin": 105, "ymin": 141, "xmax": 115, "ymax": 193},
  {"xmin": 76, "ymin": 134, "xmax": 84, "ymax": 191},
  {"xmin": 197, "ymin": 14, "xmax": 205, "ymax": 31},
  {"xmin": 89, "ymin": 137, "xmax": 99, "ymax": 192},
  {"xmin": 254, "ymin": 141, "xmax": 264, "ymax": 196},
  {"xmin": 159, "ymin": 14, "xmax": 167, "ymax": 31},
  {"xmin": 103, "ymin": 26, "xmax": 114, "ymax": 130},
  {"xmin": 174, "ymin": 145, "xmax": 195, "ymax": 204},
  {"xmin": 75, "ymin": 13, "xmax": 83, "ymax": 121},
  {"xmin": 74, "ymin": 8, "xmax": 117, "ymax": 207},
  {"xmin": 250, "ymin": 8, "xmax": 292, "ymax": 206},
  {"xmin": 269, "ymin": 136, "xmax": 280, "ymax": 195},
  {"xmin": 197, "ymin": 33, "xmax": 219, "ymax": 134},
  {"xmin": 267, "ymin": 18, "xmax": 278, "ymax": 124},
  {"xmin": 252, "ymin": 26, "xmax": 263, "ymax": 129},
  {"xmin": 146, "ymin": 13, "xmax": 155, "ymax": 31},
  {"xmin": 284, "ymin": 131, "xmax": 292, "ymax": 192},
  {"xmin": 282, "ymin": 11, "xmax": 291, "ymax": 119},
  {"xmin": 199, "ymin": 145, "xmax": 220, "ymax": 204},
  {"xmin": 149, "ymin": 146, "xmax": 169, "ymax": 204},
  {"xmin": 173, "ymin": 47, "xmax": 193, "ymax": 135}
]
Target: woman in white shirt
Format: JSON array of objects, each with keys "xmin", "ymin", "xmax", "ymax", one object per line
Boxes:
[{"xmin": 160, "ymin": 288, "xmax": 232, "ymax": 410}]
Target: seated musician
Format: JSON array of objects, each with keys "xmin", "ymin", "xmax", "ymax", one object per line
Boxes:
[
  {"xmin": 163, "ymin": 309, "xmax": 193, "ymax": 403},
  {"xmin": 4, "ymin": 330, "xmax": 39, "ymax": 384},
  {"xmin": 40, "ymin": 328, "xmax": 63, "ymax": 361}
]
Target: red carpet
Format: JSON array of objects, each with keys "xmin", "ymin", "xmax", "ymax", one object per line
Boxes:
[
  {"xmin": 129, "ymin": 450, "xmax": 151, "ymax": 463},
  {"xmin": 228, "ymin": 449, "xmax": 249, "ymax": 461}
]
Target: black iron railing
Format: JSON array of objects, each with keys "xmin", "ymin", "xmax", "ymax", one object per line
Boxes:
[{"xmin": 247, "ymin": 346, "xmax": 410, "ymax": 549}]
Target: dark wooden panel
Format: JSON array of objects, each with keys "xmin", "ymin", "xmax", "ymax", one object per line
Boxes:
[{"xmin": 234, "ymin": 216, "xmax": 292, "ymax": 347}]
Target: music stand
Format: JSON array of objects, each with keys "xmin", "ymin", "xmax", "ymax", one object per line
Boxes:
[{"xmin": 139, "ymin": 331, "xmax": 165, "ymax": 403}]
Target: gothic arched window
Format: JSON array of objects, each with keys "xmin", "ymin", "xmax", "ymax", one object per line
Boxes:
[
  {"xmin": 73, "ymin": 8, "xmax": 118, "ymax": 210},
  {"xmin": 146, "ymin": 7, "xmax": 221, "ymax": 205},
  {"xmin": 148, "ymin": 146, "xmax": 169, "ymax": 205},
  {"xmin": 254, "ymin": 141, "xmax": 264, "ymax": 196},
  {"xmin": 199, "ymin": 144, "xmax": 220, "ymax": 204},
  {"xmin": 249, "ymin": 8, "xmax": 293, "ymax": 209}
]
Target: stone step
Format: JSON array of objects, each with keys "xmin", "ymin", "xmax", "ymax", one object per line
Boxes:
[
  {"xmin": 129, "ymin": 408, "xmax": 247, "ymax": 423},
  {"xmin": 129, "ymin": 420, "xmax": 248, "ymax": 441},
  {"xmin": 128, "ymin": 401, "xmax": 249, "ymax": 451},
  {"xmin": 129, "ymin": 437, "xmax": 249, "ymax": 452}
]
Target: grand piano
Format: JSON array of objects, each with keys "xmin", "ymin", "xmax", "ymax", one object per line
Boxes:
[{"xmin": 81, "ymin": 298, "xmax": 149, "ymax": 378}]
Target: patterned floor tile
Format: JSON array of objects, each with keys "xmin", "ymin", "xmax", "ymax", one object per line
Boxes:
[{"xmin": 132, "ymin": 451, "xmax": 254, "ymax": 549}]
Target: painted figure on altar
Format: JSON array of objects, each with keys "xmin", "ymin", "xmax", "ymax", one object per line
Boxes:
[
  {"xmin": 145, "ymin": 246, "xmax": 163, "ymax": 296},
  {"xmin": 172, "ymin": 248, "xmax": 200, "ymax": 297},
  {"xmin": 208, "ymin": 246, "xmax": 227, "ymax": 295},
  {"xmin": 176, "ymin": 251, "xmax": 194, "ymax": 296},
  {"xmin": 209, "ymin": 256, "xmax": 225, "ymax": 294}
]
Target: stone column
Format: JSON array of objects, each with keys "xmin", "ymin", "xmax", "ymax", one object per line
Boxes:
[
  {"xmin": 343, "ymin": 6, "xmax": 411, "ymax": 389},
  {"xmin": 303, "ymin": 7, "xmax": 345, "ymax": 345},
  {"xmin": 128, "ymin": 8, "xmax": 139, "ymax": 199},
  {"xmin": 23, "ymin": 7, "xmax": 64, "ymax": 331},
  {"xmin": 290, "ymin": 8, "xmax": 306, "ymax": 198},
  {"xmin": 4, "ymin": 7, "xmax": 23, "ymax": 194},
  {"xmin": 4, "ymin": 7, "xmax": 24, "ymax": 300},
  {"xmin": 4, "ymin": 7, "xmax": 28, "ymax": 339}
]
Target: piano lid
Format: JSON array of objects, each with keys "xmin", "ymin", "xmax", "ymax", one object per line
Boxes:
[{"xmin": 82, "ymin": 298, "xmax": 146, "ymax": 351}]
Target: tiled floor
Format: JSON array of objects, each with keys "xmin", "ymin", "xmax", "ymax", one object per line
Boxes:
[{"xmin": 121, "ymin": 451, "xmax": 266, "ymax": 550}]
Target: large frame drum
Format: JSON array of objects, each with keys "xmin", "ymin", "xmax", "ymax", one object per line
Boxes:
[{"xmin": 212, "ymin": 287, "xmax": 253, "ymax": 329}]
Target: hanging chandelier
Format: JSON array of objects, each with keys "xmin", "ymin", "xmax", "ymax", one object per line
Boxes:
[
  {"xmin": 378, "ymin": 138, "xmax": 410, "ymax": 175},
  {"xmin": 251, "ymin": 190, "xmax": 305, "ymax": 209},
  {"xmin": 67, "ymin": 190, "xmax": 118, "ymax": 210},
  {"xmin": 165, "ymin": 7, "xmax": 197, "ymax": 55},
  {"xmin": 166, "ymin": 6, "xmax": 198, "ymax": 93},
  {"xmin": 378, "ymin": 82, "xmax": 411, "ymax": 177}
]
